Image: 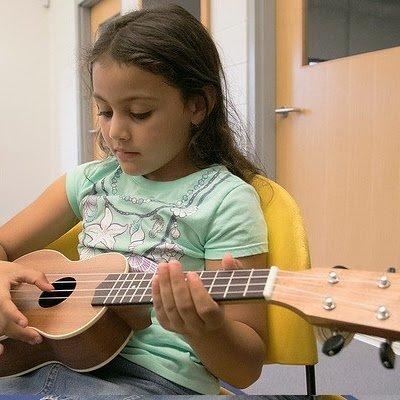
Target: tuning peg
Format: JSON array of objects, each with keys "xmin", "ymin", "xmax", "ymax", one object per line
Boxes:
[
  {"xmin": 322, "ymin": 333, "xmax": 345, "ymax": 356},
  {"xmin": 387, "ymin": 267, "xmax": 396, "ymax": 273},
  {"xmin": 379, "ymin": 341, "xmax": 395, "ymax": 369}
]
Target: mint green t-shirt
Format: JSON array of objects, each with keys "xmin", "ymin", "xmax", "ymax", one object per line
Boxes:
[{"xmin": 65, "ymin": 157, "xmax": 268, "ymax": 394}]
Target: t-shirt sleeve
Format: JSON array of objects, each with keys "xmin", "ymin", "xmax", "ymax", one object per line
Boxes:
[
  {"xmin": 65, "ymin": 162, "xmax": 96, "ymax": 219},
  {"xmin": 204, "ymin": 184, "xmax": 268, "ymax": 260}
]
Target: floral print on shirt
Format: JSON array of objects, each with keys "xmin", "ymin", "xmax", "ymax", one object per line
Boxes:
[{"xmin": 78, "ymin": 166, "xmax": 229, "ymax": 273}]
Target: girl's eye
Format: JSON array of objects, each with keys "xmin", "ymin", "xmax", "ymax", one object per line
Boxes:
[
  {"xmin": 131, "ymin": 111, "xmax": 152, "ymax": 120},
  {"xmin": 97, "ymin": 111, "xmax": 112, "ymax": 119},
  {"xmin": 96, "ymin": 111, "xmax": 152, "ymax": 120}
]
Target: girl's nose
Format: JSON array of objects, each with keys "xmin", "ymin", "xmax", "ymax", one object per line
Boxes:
[{"xmin": 108, "ymin": 116, "xmax": 131, "ymax": 141}]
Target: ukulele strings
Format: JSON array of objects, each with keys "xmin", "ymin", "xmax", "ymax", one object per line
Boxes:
[
  {"xmin": 9, "ymin": 278, "xmax": 387, "ymax": 314},
  {"xmin": 10, "ymin": 267, "xmax": 397, "ymax": 286},
  {"xmin": 10, "ymin": 275, "xmax": 396, "ymax": 302},
  {"xmin": 9, "ymin": 273, "xmax": 398, "ymax": 306}
]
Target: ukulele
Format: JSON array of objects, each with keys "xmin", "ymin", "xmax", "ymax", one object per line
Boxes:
[{"xmin": 1, "ymin": 249, "xmax": 399, "ymax": 377}]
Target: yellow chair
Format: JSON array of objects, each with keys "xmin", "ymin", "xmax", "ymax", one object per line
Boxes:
[
  {"xmin": 251, "ymin": 175, "xmax": 318, "ymax": 393},
  {"xmin": 46, "ymin": 175, "xmax": 345, "ymax": 398},
  {"xmin": 47, "ymin": 222, "xmax": 81, "ymax": 260},
  {"xmin": 249, "ymin": 176, "xmax": 345, "ymax": 400}
]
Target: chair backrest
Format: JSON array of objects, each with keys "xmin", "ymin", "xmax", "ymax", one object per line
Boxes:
[
  {"xmin": 46, "ymin": 222, "xmax": 81, "ymax": 261},
  {"xmin": 47, "ymin": 175, "xmax": 317, "ymax": 365},
  {"xmin": 251, "ymin": 175, "xmax": 317, "ymax": 365}
]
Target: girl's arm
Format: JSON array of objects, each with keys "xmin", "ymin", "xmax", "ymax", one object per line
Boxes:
[
  {"xmin": 152, "ymin": 252, "xmax": 267, "ymax": 389},
  {"xmin": 0, "ymin": 245, "xmax": 7, "ymax": 262},
  {"xmin": 0, "ymin": 174, "xmax": 80, "ymax": 261},
  {"xmin": 0, "ymin": 175, "xmax": 80, "ymax": 351},
  {"xmin": 0, "ymin": 177, "xmax": 155, "ymax": 333}
]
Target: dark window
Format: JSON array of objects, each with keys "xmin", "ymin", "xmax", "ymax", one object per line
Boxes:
[
  {"xmin": 142, "ymin": 0, "xmax": 200, "ymax": 21},
  {"xmin": 307, "ymin": 0, "xmax": 400, "ymax": 64}
]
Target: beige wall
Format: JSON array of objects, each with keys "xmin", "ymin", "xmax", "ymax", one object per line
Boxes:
[
  {"xmin": 0, "ymin": 0, "xmax": 79, "ymax": 225},
  {"xmin": 211, "ymin": 0, "xmax": 248, "ymax": 128}
]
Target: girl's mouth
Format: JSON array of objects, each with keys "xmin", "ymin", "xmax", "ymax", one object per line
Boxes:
[{"xmin": 115, "ymin": 150, "xmax": 141, "ymax": 161}]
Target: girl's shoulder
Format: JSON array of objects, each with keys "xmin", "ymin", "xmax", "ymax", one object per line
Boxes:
[
  {"xmin": 67, "ymin": 157, "xmax": 119, "ymax": 185},
  {"xmin": 208, "ymin": 164, "xmax": 258, "ymax": 196},
  {"xmin": 65, "ymin": 157, "xmax": 120, "ymax": 219}
]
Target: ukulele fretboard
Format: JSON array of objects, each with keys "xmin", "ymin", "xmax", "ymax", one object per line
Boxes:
[{"xmin": 91, "ymin": 269, "xmax": 269, "ymax": 306}]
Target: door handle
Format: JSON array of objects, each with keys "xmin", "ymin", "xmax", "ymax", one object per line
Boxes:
[{"xmin": 275, "ymin": 106, "xmax": 302, "ymax": 118}]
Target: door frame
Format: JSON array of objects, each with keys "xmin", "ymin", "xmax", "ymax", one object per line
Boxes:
[
  {"xmin": 76, "ymin": 0, "xmax": 101, "ymax": 164},
  {"xmin": 247, "ymin": 0, "xmax": 276, "ymax": 179},
  {"xmin": 76, "ymin": 0, "xmax": 139, "ymax": 163}
]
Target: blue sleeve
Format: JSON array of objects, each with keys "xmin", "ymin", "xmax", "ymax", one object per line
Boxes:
[{"xmin": 204, "ymin": 184, "xmax": 268, "ymax": 260}]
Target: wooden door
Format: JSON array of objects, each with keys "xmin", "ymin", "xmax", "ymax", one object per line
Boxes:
[
  {"xmin": 276, "ymin": 0, "xmax": 400, "ymax": 271},
  {"xmin": 90, "ymin": 0, "xmax": 121, "ymax": 159}
]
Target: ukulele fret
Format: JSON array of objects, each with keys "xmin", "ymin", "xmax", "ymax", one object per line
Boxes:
[
  {"xmin": 243, "ymin": 269, "xmax": 254, "ymax": 297},
  {"xmin": 208, "ymin": 270, "xmax": 232, "ymax": 300},
  {"xmin": 108, "ymin": 273, "xmax": 126, "ymax": 304},
  {"xmin": 208, "ymin": 269, "xmax": 219, "ymax": 297},
  {"xmin": 115, "ymin": 273, "xmax": 131, "ymax": 304},
  {"xmin": 139, "ymin": 273, "xmax": 153, "ymax": 303},
  {"xmin": 91, "ymin": 273, "xmax": 116, "ymax": 306},
  {"xmin": 98, "ymin": 273, "xmax": 121, "ymax": 306},
  {"xmin": 128, "ymin": 273, "xmax": 145, "ymax": 304},
  {"xmin": 140, "ymin": 287, "xmax": 153, "ymax": 304},
  {"xmin": 224, "ymin": 273, "xmax": 251, "ymax": 300},
  {"xmin": 223, "ymin": 270, "xmax": 235, "ymax": 298},
  {"xmin": 121, "ymin": 273, "xmax": 139, "ymax": 304},
  {"xmin": 128, "ymin": 273, "xmax": 153, "ymax": 305}
]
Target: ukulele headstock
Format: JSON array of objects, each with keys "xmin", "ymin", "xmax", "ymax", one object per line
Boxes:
[{"xmin": 269, "ymin": 267, "xmax": 400, "ymax": 341}]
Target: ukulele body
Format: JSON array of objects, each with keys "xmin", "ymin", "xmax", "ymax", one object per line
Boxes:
[{"xmin": 0, "ymin": 250, "xmax": 133, "ymax": 378}]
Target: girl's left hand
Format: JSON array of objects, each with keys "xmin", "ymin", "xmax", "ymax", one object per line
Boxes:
[{"xmin": 152, "ymin": 253, "xmax": 241, "ymax": 337}]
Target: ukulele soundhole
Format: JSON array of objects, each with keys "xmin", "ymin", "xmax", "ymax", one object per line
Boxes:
[{"xmin": 39, "ymin": 277, "xmax": 76, "ymax": 308}]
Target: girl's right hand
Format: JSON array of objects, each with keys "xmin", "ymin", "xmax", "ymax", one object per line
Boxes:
[{"xmin": 0, "ymin": 261, "xmax": 54, "ymax": 356}]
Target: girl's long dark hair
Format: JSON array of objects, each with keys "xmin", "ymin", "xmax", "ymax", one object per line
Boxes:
[{"xmin": 81, "ymin": 4, "xmax": 265, "ymax": 182}]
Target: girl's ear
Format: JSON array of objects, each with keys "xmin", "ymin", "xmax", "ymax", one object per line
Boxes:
[{"xmin": 189, "ymin": 85, "xmax": 217, "ymax": 126}]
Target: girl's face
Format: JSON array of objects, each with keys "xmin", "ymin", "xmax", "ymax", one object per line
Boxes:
[{"xmin": 92, "ymin": 57, "xmax": 198, "ymax": 180}]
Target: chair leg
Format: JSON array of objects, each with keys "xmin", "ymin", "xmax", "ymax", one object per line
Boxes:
[{"xmin": 305, "ymin": 364, "xmax": 316, "ymax": 395}]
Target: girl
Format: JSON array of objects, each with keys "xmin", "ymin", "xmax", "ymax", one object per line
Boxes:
[{"xmin": 0, "ymin": 4, "xmax": 268, "ymax": 397}]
